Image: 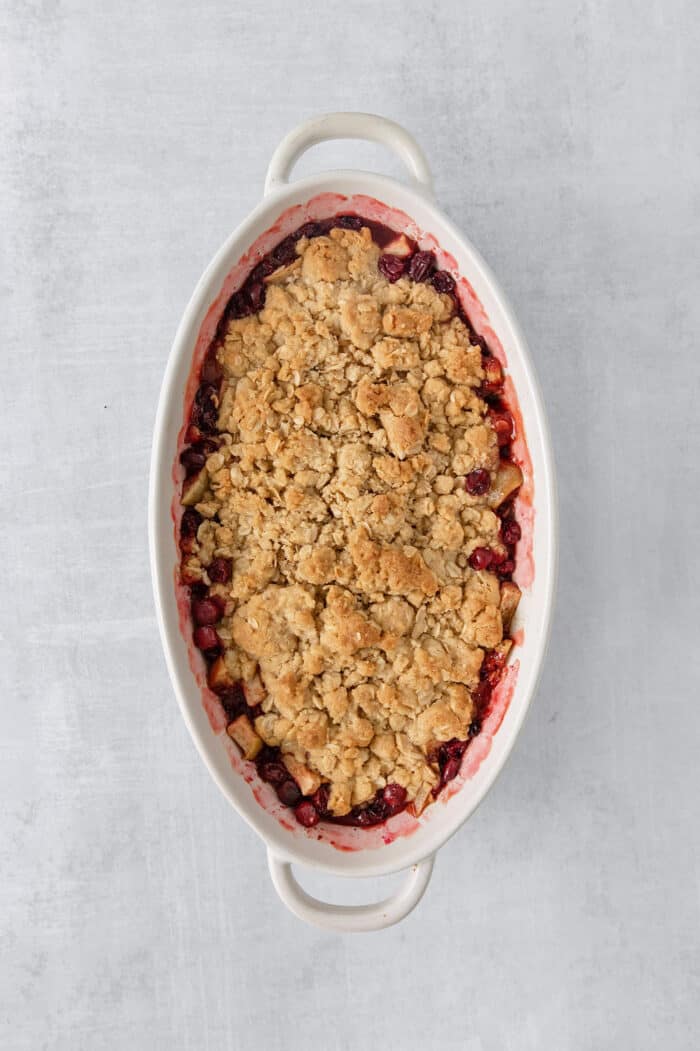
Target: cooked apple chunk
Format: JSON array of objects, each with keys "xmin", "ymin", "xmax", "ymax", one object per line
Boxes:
[
  {"xmin": 208, "ymin": 655, "xmax": 234, "ymax": 693},
  {"xmin": 226, "ymin": 714, "xmax": 263, "ymax": 760},
  {"xmin": 382, "ymin": 234, "xmax": 413, "ymax": 257},
  {"xmin": 488, "ymin": 461, "xmax": 523, "ymax": 508},
  {"xmin": 181, "ymin": 468, "xmax": 209, "ymax": 506},
  {"xmin": 282, "ymin": 754, "xmax": 321, "ymax": 796},
  {"xmin": 499, "ymin": 581, "xmax": 521, "ymax": 632}
]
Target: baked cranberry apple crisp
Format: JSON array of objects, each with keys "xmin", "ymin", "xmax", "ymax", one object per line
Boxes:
[{"xmin": 178, "ymin": 215, "xmax": 524, "ymax": 830}]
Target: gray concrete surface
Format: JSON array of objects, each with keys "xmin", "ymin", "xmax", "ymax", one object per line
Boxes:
[{"xmin": 2, "ymin": 1, "xmax": 699, "ymax": 1048}]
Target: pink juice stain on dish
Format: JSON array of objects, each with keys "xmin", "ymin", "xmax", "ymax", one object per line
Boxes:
[{"xmin": 172, "ymin": 192, "xmax": 533, "ymax": 850}]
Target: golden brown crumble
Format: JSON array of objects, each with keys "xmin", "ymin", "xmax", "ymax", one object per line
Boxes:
[{"xmin": 183, "ymin": 227, "xmax": 521, "ymax": 816}]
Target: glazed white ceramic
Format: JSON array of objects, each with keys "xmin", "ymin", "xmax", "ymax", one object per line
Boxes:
[{"xmin": 149, "ymin": 113, "xmax": 557, "ymax": 933}]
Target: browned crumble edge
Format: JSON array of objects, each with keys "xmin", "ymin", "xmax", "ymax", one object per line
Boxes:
[{"xmin": 178, "ymin": 216, "xmax": 523, "ymax": 830}]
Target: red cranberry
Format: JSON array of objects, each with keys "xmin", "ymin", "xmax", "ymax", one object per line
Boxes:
[
  {"xmin": 336, "ymin": 214, "xmax": 363, "ymax": 230},
  {"xmin": 250, "ymin": 257, "xmax": 277, "ymax": 281},
  {"xmin": 443, "ymin": 739, "xmax": 467, "ymax": 760},
  {"xmin": 351, "ymin": 809, "xmax": 374, "ymax": 828},
  {"xmin": 192, "ymin": 626, "xmax": 221, "ymax": 655},
  {"xmin": 294, "ymin": 801, "xmax": 320, "ymax": 827},
  {"xmin": 367, "ymin": 798, "xmax": 389, "ymax": 824},
  {"xmin": 259, "ymin": 761, "xmax": 289, "ymax": 786},
  {"xmin": 191, "ymin": 597, "xmax": 223, "ymax": 626},
  {"xmin": 311, "ymin": 783, "xmax": 331, "ymax": 815},
  {"xmin": 469, "ymin": 546, "xmax": 493, "ymax": 571},
  {"xmin": 442, "ymin": 756, "xmax": 462, "ymax": 783},
  {"xmin": 180, "ymin": 508, "xmax": 201, "ymax": 545},
  {"xmin": 481, "ymin": 355, "xmax": 504, "ymax": 393},
  {"xmin": 382, "ymin": 783, "xmax": 407, "ymax": 811},
  {"xmin": 501, "ymin": 520, "xmax": 521, "ymax": 546},
  {"xmin": 471, "ymin": 680, "xmax": 492, "ymax": 711},
  {"xmin": 247, "ymin": 281, "xmax": 265, "ymax": 312},
  {"xmin": 208, "ymin": 557, "xmax": 232, "ymax": 583},
  {"xmin": 378, "ymin": 253, "xmax": 406, "ymax": 282},
  {"xmin": 271, "ymin": 237, "xmax": 297, "ymax": 267},
  {"xmin": 431, "ymin": 269, "xmax": 455, "ymax": 293},
  {"xmin": 497, "ymin": 558, "xmax": 515, "ymax": 578},
  {"xmin": 407, "ymin": 250, "xmax": 435, "ymax": 282},
  {"xmin": 276, "ymin": 780, "xmax": 301, "ymax": 807},
  {"xmin": 482, "ymin": 650, "xmax": 507, "ymax": 682},
  {"xmin": 465, "ymin": 468, "xmax": 490, "ymax": 495},
  {"xmin": 295, "ymin": 221, "xmax": 324, "ymax": 239},
  {"xmin": 490, "ymin": 547, "xmax": 507, "ymax": 566},
  {"xmin": 179, "ymin": 447, "xmax": 207, "ymax": 476},
  {"xmin": 468, "ymin": 718, "xmax": 482, "ymax": 738},
  {"xmin": 200, "ymin": 354, "xmax": 223, "ymax": 385},
  {"xmin": 226, "ymin": 290, "xmax": 251, "ymax": 319},
  {"xmin": 490, "ymin": 410, "xmax": 514, "ymax": 446},
  {"xmin": 219, "ymin": 683, "xmax": 247, "ymax": 720}
]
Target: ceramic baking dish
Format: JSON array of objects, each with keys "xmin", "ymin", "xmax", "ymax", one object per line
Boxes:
[{"xmin": 149, "ymin": 113, "xmax": 557, "ymax": 932}]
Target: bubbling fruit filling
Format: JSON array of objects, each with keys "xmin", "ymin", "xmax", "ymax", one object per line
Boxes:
[{"xmin": 178, "ymin": 215, "xmax": 524, "ymax": 830}]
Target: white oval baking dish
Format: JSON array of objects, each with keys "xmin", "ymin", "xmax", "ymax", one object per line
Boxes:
[{"xmin": 149, "ymin": 113, "xmax": 557, "ymax": 932}]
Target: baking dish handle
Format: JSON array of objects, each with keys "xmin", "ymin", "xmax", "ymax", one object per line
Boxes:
[
  {"xmin": 264, "ymin": 112, "xmax": 434, "ymax": 199},
  {"xmin": 267, "ymin": 850, "xmax": 435, "ymax": 933}
]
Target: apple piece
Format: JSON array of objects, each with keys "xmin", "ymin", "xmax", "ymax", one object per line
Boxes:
[
  {"xmin": 181, "ymin": 468, "xmax": 209, "ymax": 507},
  {"xmin": 481, "ymin": 356, "xmax": 504, "ymax": 389},
  {"xmin": 244, "ymin": 672, "xmax": 265, "ymax": 707},
  {"xmin": 500, "ymin": 581, "xmax": 521, "ymax": 632},
  {"xmin": 208, "ymin": 655, "xmax": 234, "ymax": 694},
  {"xmin": 226, "ymin": 714, "xmax": 263, "ymax": 760},
  {"xmin": 382, "ymin": 234, "xmax": 414, "ymax": 257},
  {"xmin": 282, "ymin": 754, "xmax": 321, "ymax": 796},
  {"xmin": 412, "ymin": 783, "xmax": 433, "ymax": 815},
  {"xmin": 488, "ymin": 461, "xmax": 523, "ymax": 508}
]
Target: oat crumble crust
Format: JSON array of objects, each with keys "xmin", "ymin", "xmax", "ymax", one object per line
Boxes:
[{"xmin": 183, "ymin": 226, "xmax": 519, "ymax": 817}]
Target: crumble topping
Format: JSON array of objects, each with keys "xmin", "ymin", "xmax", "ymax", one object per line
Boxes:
[{"xmin": 181, "ymin": 225, "xmax": 521, "ymax": 818}]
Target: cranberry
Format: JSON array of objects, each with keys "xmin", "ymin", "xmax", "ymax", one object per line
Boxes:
[
  {"xmin": 250, "ymin": 257, "xmax": 277, "ymax": 281},
  {"xmin": 208, "ymin": 557, "xmax": 232, "ymax": 583},
  {"xmin": 192, "ymin": 626, "xmax": 221, "ymax": 655},
  {"xmin": 468, "ymin": 718, "xmax": 482, "ymax": 738},
  {"xmin": 219, "ymin": 683, "xmax": 247, "ymax": 720},
  {"xmin": 382, "ymin": 783, "xmax": 407, "ymax": 811},
  {"xmin": 431, "ymin": 269, "xmax": 455, "ymax": 293},
  {"xmin": 481, "ymin": 355, "xmax": 504, "ymax": 393},
  {"xmin": 179, "ymin": 447, "xmax": 206, "ymax": 476},
  {"xmin": 368, "ymin": 799, "xmax": 389, "ymax": 824},
  {"xmin": 191, "ymin": 597, "xmax": 223, "ymax": 626},
  {"xmin": 336, "ymin": 214, "xmax": 363, "ymax": 230},
  {"xmin": 295, "ymin": 221, "xmax": 324, "ymax": 239},
  {"xmin": 311, "ymin": 783, "xmax": 331, "ymax": 815},
  {"xmin": 378, "ymin": 253, "xmax": 406, "ymax": 282},
  {"xmin": 442, "ymin": 756, "xmax": 462, "ymax": 783},
  {"xmin": 497, "ymin": 558, "xmax": 515, "ymax": 578},
  {"xmin": 352, "ymin": 809, "xmax": 374, "ymax": 827},
  {"xmin": 276, "ymin": 780, "xmax": 301, "ymax": 807},
  {"xmin": 465, "ymin": 468, "xmax": 490, "ymax": 495},
  {"xmin": 185, "ymin": 424, "xmax": 202, "ymax": 445},
  {"xmin": 469, "ymin": 546, "xmax": 493, "ymax": 571},
  {"xmin": 501, "ymin": 519, "xmax": 521, "ymax": 546},
  {"xmin": 471, "ymin": 680, "xmax": 492, "ymax": 711},
  {"xmin": 200, "ymin": 354, "xmax": 223, "ymax": 385},
  {"xmin": 407, "ymin": 250, "xmax": 435, "ymax": 282},
  {"xmin": 271, "ymin": 237, "xmax": 297, "ymax": 267},
  {"xmin": 294, "ymin": 801, "xmax": 320, "ymax": 828},
  {"xmin": 180, "ymin": 508, "xmax": 201, "ymax": 546},
  {"xmin": 191, "ymin": 383, "xmax": 218, "ymax": 433},
  {"xmin": 226, "ymin": 290, "xmax": 251, "ymax": 319},
  {"xmin": 482, "ymin": 650, "xmax": 507, "ymax": 682},
  {"xmin": 259, "ymin": 761, "xmax": 290, "ymax": 786},
  {"xmin": 247, "ymin": 281, "xmax": 265, "ymax": 312},
  {"xmin": 490, "ymin": 547, "xmax": 507, "ymax": 566},
  {"xmin": 443, "ymin": 739, "xmax": 467, "ymax": 760},
  {"xmin": 490, "ymin": 409, "xmax": 514, "ymax": 446}
]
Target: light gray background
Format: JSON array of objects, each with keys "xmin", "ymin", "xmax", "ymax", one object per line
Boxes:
[{"xmin": 2, "ymin": 1, "xmax": 699, "ymax": 1048}]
